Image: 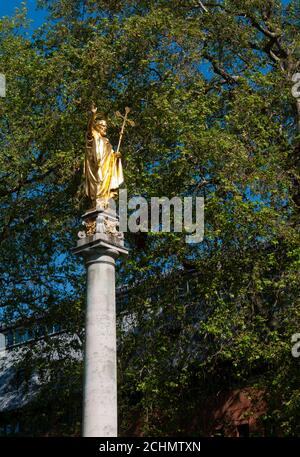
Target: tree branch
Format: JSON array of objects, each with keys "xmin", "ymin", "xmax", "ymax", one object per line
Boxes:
[
  {"xmin": 203, "ymin": 52, "xmax": 240, "ymax": 84},
  {"xmin": 195, "ymin": 0, "xmax": 208, "ymax": 13}
]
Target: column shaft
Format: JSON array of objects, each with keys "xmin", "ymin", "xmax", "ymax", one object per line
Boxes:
[{"xmin": 83, "ymin": 249, "xmax": 118, "ymax": 437}]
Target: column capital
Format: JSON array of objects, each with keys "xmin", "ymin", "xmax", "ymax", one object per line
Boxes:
[
  {"xmin": 72, "ymin": 234, "xmax": 128, "ymax": 257},
  {"xmin": 72, "ymin": 207, "xmax": 129, "ymax": 260}
]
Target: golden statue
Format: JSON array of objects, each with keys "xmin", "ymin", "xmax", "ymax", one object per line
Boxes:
[{"xmin": 84, "ymin": 104, "xmax": 131, "ymax": 208}]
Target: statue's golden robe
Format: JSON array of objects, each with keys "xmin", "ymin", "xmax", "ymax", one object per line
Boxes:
[{"xmin": 84, "ymin": 129, "xmax": 124, "ymax": 204}]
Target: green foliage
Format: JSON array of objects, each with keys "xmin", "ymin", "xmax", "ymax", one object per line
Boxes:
[{"xmin": 1, "ymin": 0, "xmax": 300, "ymax": 436}]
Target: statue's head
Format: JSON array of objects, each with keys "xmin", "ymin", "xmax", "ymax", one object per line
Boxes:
[{"xmin": 94, "ymin": 119, "xmax": 107, "ymax": 136}]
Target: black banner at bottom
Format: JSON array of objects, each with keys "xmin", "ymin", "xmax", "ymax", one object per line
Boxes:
[{"xmin": 0, "ymin": 437, "xmax": 298, "ymax": 455}]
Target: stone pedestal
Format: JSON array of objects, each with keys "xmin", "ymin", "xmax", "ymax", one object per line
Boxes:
[{"xmin": 72, "ymin": 206, "xmax": 128, "ymax": 437}]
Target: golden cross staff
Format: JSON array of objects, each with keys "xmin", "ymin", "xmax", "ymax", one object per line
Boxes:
[{"xmin": 115, "ymin": 107, "xmax": 135, "ymax": 155}]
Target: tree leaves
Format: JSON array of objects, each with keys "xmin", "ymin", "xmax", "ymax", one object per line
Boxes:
[{"xmin": 1, "ymin": 0, "xmax": 300, "ymax": 436}]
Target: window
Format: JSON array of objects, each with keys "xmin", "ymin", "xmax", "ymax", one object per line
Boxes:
[
  {"xmin": 14, "ymin": 329, "xmax": 30, "ymax": 344},
  {"xmin": 3, "ymin": 323, "xmax": 62, "ymax": 349},
  {"xmin": 53, "ymin": 324, "xmax": 61, "ymax": 333},
  {"xmin": 5, "ymin": 331, "xmax": 14, "ymax": 348},
  {"xmin": 47, "ymin": 324, "xmax": 61, "ymax": 334}
]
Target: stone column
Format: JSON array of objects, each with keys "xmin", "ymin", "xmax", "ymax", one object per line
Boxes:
[{"xmin": 72, "ymin": 207, "xmax": 128, "ymax": 437}]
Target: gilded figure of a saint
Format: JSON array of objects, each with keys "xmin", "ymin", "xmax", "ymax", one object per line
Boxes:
[{"xmin": 84, "ymin": 105, "xmax": 124, "ymax": 208}]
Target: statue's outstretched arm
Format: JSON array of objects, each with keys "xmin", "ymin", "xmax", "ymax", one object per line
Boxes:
[{"xmin": 87, "ymin": 103, "xmax": 97, "ymax": 137}]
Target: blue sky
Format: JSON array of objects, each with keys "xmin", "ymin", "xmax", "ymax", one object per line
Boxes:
[
  {"xmin": 0, "ymin": 0, "xmax": 47, "ymax": 30},
  {"xmin": 0, "ymin": 0, "xmax": 292, "ymax": 30}
]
